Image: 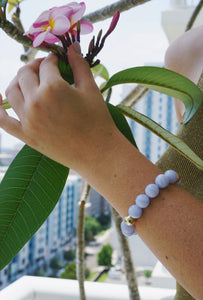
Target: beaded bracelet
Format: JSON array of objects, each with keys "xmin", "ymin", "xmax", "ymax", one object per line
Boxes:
[{"xmin": 121, "ymin": 170, "xmax": 180, "ymax": 237}]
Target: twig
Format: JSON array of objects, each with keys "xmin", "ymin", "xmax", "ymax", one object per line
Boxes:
[
  {"xmin": 76, "ymin": 182, "xmax": 91, "ymax": 300},
  {"xmin": 3, "ymin": 0, "xmax": 8, "ymax": 19},
  {"xmin": 185, "ymin": 0, "xmax": 203, "ymax": 31},
  {"xmin": 0, "ymin": 19, "xmax": 65, "ymax": 55},
  {"xmin": 111, "ymin": 207, "xmax": 140, "ymax": 300},
  {"xmin": 83, "ymin": 0, "xmax": 152, "ymax": 23}
]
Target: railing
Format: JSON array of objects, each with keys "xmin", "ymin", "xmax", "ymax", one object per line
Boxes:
[{"xmin": 0, "ymin": 276, "xmax": 176, "ymax": 300}]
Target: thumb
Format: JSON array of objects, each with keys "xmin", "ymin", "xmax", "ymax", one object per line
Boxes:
[{"xmin": 68, "ymin": 43, "xmax": 96, "ymax": 91}]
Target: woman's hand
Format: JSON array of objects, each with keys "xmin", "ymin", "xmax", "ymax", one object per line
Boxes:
[{"xmin": 0, "ymin": 44, "xmax": 117, "ymax": 172}]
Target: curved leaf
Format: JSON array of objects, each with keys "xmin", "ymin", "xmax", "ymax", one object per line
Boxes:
[
  {"xmin": 0, "ymin": 145, "xmax": 69, "ymax": 270},
  {"xmin": 101, "ymin": 66, "xmax": 203, "ymax": 124},
  {"xmin": 92, "ymin": 64, "xmax": 109, "ymax": 81},
  {"xmin": 106, "ymin": 103, "xmax": 137, "ymax": 148},
  {"xmin": 118, "ymin": 104, "xmax": 203, "ymax": 170}
]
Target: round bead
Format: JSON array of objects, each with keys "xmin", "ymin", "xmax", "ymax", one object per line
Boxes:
[
  {"xmin": 165, "ymin": 170, "xmax": 178, "ymax": 184},
  {"xmin": 120, "ymin": 220, "xmax": 135, "ymax": 237},
  {"xmin": 128, "ymin": 204, "xmax": 142, "ymax": 219},
  {"xmin": 145, "ymin": 183, "xmax": 159, "ymax": 198},
  {"xmin": 136, "ymin": 194, "xmax": 150, "ymax": 208},
  {"xmin": 155, "ymin": 174, "xmax": 169, "ymax": 189},
  {"xmin": 124, "ymin": 216, "xmax": 135, "ymax": 226}
]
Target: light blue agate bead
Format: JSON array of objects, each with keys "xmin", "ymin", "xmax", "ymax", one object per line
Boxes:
[
  {"xmin": 128, "ymin": 204, "xmax": 142, "ymax": 219},
  {"xmin": 165, "ymin": 170, "xmax": 178, "ymax": 184},
  {"xmin": 136, "ymin": 194, "xmax": 150, "ymax": 208},
  {"xmin": 145, "ymin": 183, "xmax": 159, "ymax": 198},
  {"xmin": 155, "ymin": 174, "xmax": 169, "ymax": 189},
  {"xmin": 120, "ymin": 220, "xmax": 135, "ymax": 237}
]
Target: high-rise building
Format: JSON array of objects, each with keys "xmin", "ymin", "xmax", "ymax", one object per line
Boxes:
[{"xmin": 127, "ymin": 87, "xmax": 178, "ymax": 163}]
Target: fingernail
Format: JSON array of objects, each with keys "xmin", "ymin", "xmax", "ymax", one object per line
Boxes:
[{"xmin": 73, "ymin": 42, "xmax": 81, "ymax": 54}]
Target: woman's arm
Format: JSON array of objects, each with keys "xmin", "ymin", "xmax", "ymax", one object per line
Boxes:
[
  {"xmin": 0, "ymin": 38, "xmax": 202, "ymax": 298},
  {"xmin": 165, "ymin": 25, "xmax": 203, "ymax": 123}
]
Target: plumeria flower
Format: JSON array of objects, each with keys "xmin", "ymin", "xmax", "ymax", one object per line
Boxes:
[
  {"xmin": 25, "ymin": 2, "xmax": 120, "ymax": 69},
  {"xmin": 52, "ymin": 2, "xmax": 93, "ymax": 38},
  {"xmin": 8, "ymin": 0, "xmax": 24, "ymax": 13},
  {"xmin": 24, "ymin": 2, "xmax": 93, "ymax": 48}
]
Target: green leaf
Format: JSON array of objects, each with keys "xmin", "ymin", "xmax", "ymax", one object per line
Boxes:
[
  {"xmin": 118, "ymin": 104, "xmax": 203, "ymax": 170},
  {"xmin": 101, "ymin": 66, "xmax": 203, "ymax": 124},
  {"xmin": 92, "ymin": 64, "xmax": 109, "ymax": 81},
  {"xmin": 106, "ymin": 103, "xmax": 137, "ymax": 148},
  {"xmin": 0, "ymin": 145, "xmax": 69, "ymax": 270},
  {"xmin": 0, "ymin": 0, "xmax": 7, "ymax": 7},
  {"xmin": 58, "ymin": 59, "xmax": 74, "ymax": 85}
]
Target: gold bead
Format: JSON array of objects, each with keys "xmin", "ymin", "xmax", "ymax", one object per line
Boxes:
[{"xmin": 124, "ymin": 216, "xmax": 135, "ymax": 226}]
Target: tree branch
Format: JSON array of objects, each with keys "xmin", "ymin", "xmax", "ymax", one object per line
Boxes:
[
  {"xmin": 83, "ymin": 0, "xmax": 152, "ymax": 23},
  {"xmin": 76, "ymin": 182, "xmax": 91, "ymax": 300},
  {"xmin": 0, "ymin": 19, "xmax": 65, "ymax": 55},
  {"xmin": 111, "ymin": 207, "xmax": 140, "ymax": 300},
  {"xmin": 185, "ymin": 0, "xmax": 203, "ymax": 31}
]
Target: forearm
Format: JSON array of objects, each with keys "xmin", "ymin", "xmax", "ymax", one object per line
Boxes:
[{"xmin": 78, "ymin": 129, "xmax": 203, "ymax": 299}]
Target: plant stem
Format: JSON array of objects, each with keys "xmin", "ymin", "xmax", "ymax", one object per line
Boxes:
[
  {"xmin": 185, "ymin": 0, "xmax": 203, "ymax": 31},
  {"xmin": 83, "ymin": 0, "xmax": 151, "ymax": 23},
  {"xmin": 2, "ymin": 99, "xmax": 10, "ymax": 109},
  {"xmin": 76, "ymin": 182, "xmax": 91, "ymax": 300},
  {"xmin": 111, "ymin": 207, "xmax": 140, "ymax": 300}
]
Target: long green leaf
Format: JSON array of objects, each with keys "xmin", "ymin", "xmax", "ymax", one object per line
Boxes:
[
  {"xmin": 101, "ymin": 66, "xmax": 203, "ymax": 124},
  {"xmin": 118, "ymin": 104, "xmax": 203, "ymax": 170},
  {"xmin": 92, "ymin": 64, "xmax": 109, "ymax": 81},
  {"xmin": 0, "ymin": 145, "xmax": 69, "ymax": 270},
  {"xmin": 106, "ymin": 103, "xmax": 137, "ymax": 148}
]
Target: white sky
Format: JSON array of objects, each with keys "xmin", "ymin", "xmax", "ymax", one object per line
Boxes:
[{"xmin": 0, "ymin": 0, "xmax": 173, "ymax": 148}]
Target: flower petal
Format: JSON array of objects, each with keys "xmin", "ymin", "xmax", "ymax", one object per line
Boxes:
[
  {"xmin": 33, "ymin": 31, "xmax": 49, "ymax": 47},
  {"xmin": 44, "ymin": 33, "xmax": 60, "ymax": 44},
  {"xmin": 71, "ymin": 2, "xmax": 85, "ymax": 23},
  {"xmin": 33, "ymin": 10, "xmax": 50, "ymax": 28},
  {"xmin": 80, "ymin": 21, "xmax": 93, "ymax": 34},
  {"xmin": 52, "ymin": 15, "xmax": 71, "ymax": 35},
  {"xmin": 50, "ymin": 5, "xmax": 72, "ymax": 18}
]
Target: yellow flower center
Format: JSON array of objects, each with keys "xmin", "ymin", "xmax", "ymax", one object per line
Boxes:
[{"xmin": 43, "ymin": 18, "xmax": 55, "ymax": 32}]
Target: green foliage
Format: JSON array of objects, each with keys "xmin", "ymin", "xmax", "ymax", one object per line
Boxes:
[
  {"xmin": 92, "ymin": 64, "xmax": 109, "ymax": 81},
  {"xmin": 96, "ymin": 213, "xmax": 111, "ymax": 228},
  {"xmin": 50, "ymin": 257, "xmax": 62, "ymax": 270},
  {"xmin": 144, "ymin": 270, "xmax": 152, "ymax": 278},
  {"xmin": 63, "ymin": 249, "xmax": 76, "ymax": 262},
  {"xmin": 97, "ymin": 244, "xmax": 113, "ymax": 267},
  {"xmin": 0, "ymin": 0, "xmax": 7, "ymax": 7},
  {"xmin": 60, "ymin": 262, "xmax": 77, "ymax": 280},
  {"xmin": 33, "ymin": 267, "xmax": 45, "ymax": 277},
  {"xmin": 85, "ymin": 216, "xmax": 101, "ymax": 242},
  {"xmin": 60, "ymin": 262, "xmax": 89, "ymax": 280},
  {"xmin": 106, "ymin": 103, "xmax": 137, "ymax": 148},
  {"xmin": 58, "ymin": 59, "xmax": 74, "ymax": 84},
  {"xmin": 0, "ymin": 145, "xmax": 69, "ymax": 270},
  {"xmin": 118, "ymin": 105, "xmax": 203, "ymax": 170},
  {"xmin": 101, "ymin": 66, "xmax": 203, "ymax": 124}
]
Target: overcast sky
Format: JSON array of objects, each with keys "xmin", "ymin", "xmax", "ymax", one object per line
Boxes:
[{"xmin": 0, "ymin": 0, "xmax": 172, "ymax": 148}]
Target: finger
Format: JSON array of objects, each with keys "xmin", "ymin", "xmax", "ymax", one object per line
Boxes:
[
  {"xmin": 5, "ymin": 77, "xmax": 25, "ymax": 118},
  {"xmin": 17, "ymin": 58, "xmax": 43, "ymax": 99},
  {"xmin": 0, "ymin": 104, "xmax": 24, "ymax": 141},
  {"xmin": 39, "ymin": 53, "xmax": 62, "ymax": 85},
  {"xmin": 68, "ymin": 43, "xmax": 97, "ymax": 91}
]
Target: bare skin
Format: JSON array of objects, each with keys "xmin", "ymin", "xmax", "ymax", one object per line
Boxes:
[{"xmin": 0, "ymin": 29, "xmax": 202, "ymax": 298}]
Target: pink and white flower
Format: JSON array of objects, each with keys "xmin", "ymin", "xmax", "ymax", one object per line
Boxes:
[{"xmin": 25, "ymin": 2, "xmax": 93, "ymax": 48}]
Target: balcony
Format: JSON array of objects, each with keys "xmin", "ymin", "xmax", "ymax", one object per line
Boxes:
[{"xmin": 0, "ymin": 276, "xmax": 176, "ymax": 300}]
